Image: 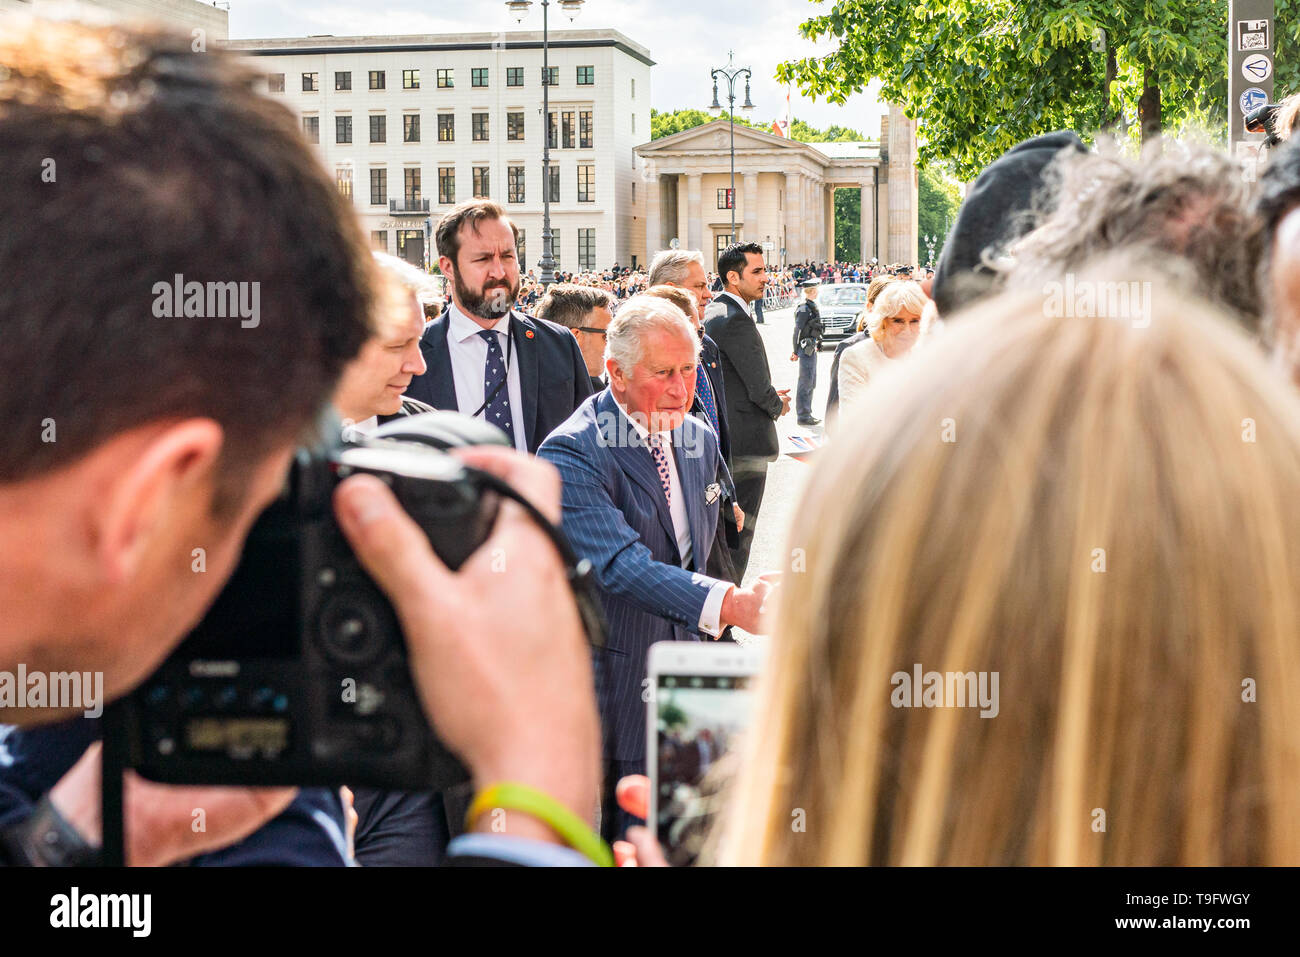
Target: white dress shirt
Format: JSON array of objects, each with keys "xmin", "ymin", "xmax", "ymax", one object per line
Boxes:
[
  {"xmin": 446, "ymin": 301, "xmax": 528, "ymax": 451},
  {"xmin": 615, "ymin": 398, "xmax": 732, "ymax": 637},
  {"xmin": 716, "ymin": 290, "xmax": 752, "ymax": 316}
]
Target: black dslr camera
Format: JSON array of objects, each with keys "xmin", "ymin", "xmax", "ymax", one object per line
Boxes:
[{"xmin": 121, "ymin": 411, "xmax": 600, "ymax": 791}]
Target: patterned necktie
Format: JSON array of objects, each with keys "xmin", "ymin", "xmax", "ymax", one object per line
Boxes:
[
  {"xmin": 478, "ymin": 329, "xmax": 514, "ymax": 444},
  {"xmin": 694, "ymin": 363, "xmax": 721, "ymax": 438},
  {"xmin": 648, "ymin": 433, "xmax": 672, "ymax": 509}
]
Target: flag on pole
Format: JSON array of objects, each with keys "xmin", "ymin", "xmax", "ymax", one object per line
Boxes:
[{"xmin": 772, "ymin": 85, "xmax": 792, "ymax": 138}]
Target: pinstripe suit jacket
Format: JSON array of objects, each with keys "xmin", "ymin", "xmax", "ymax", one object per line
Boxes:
[{"xmin": 538, "ymin": 389, "xmax": 723, "ymax": 766}]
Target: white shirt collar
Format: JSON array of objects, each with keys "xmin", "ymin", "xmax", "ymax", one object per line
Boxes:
[
  {"xmin": 448, "ymin": 299, "xmax": 511, "ymax": 343},
  {"xmin": 719, "ymin": 290, "xmax": 751, "ymax": 313},
  {"xmin": 613, "ymin": 395, "xmax": 671, "ymax": 441}
]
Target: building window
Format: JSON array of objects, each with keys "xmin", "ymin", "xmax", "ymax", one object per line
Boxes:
[
  {"xmin": 369, "ymin": 168, "xmax": 387, "ymax": 206},
  {"xmin": 517, "ymin": 229, "xmax": 526, "ymax": 270},
  {"xmin": 404, "ymin": 167, "xmax": 421, "ymax": 205},
  {"xmin": 547, "ymin": 164, "xmax": 560, "ymax": 203},
  {"xmin": 579, "ymin": 110, "xmax": 593, "ymax": 149},
  {"xmin": 335, "ymin": 115, "xmax": 352, "ymax": 144},
  {"xmin": 437, "ymin": 113, "xmax": 455, "ymax": 142},
  {"xmin": 472, "ymin": 67, "xmax": 489, "ymax": 87},
  {"xmin": 631, "ymin": 77, "xmax": 635, "ymax": 99},
  {"xmin": 302, "ymin": 115, "xmax": 319, "ymax": 143},
  {"xmin": 507, "ymin": 66, "xmax": 523, "ymax": 87},
  {"xmin": 577, "ymin": 165, "xmax": 594, "ymax": 203},
  {"xmin": 507, "ymin": 111, "xmax": 525, "ymax": 141},
  {"xmin": 546, "ymin": 112, "xmax": 558, "ymax": 150},
  {"xmin": 437, "ymin": 68, "xmax": 453, "ymax": 88},
  {"xmin": 576, "ymin": 65, "xmax": 594, "ymax": 85},
  {"xmin": 371, "ymin": 230, "xmax": 388, "ymax": 251},
  {"xmin": 717, "ymin": 188, "xmax": 733, "ymax": 209},
  {"xmin": 403, "ymin": 69, "xmax": 420, "ymax": 89},
  {"xmin": 370, "ymin": 114, "xmax": 386, "ymax": 143},
  {"xmin": 508, "ymin": 166, "xmax": 525, "ymax": 203},
  {"xmin": 542, "ymin": 66, "xmax": 558, "ymax": 87},
  {"xmin": 561, "ymin": 111, "xmax": 575, "ymax": 149},
  {"xmin": 631, "ymin": 112, "xmax": 636, "ymax": 134},
  {"xmin": 302, "ymin": 72, "xmax": 318, "ymax": 92},
  {"xmin": 472, "ymin": 112, "xmax": 489, "ymax": 142},
  {"xmin": 267, "ymin": 73, "xmax": 285, "ymax": 93},
  {"xmin": 369, "ymin": 70, "xmax": 386, "ymax": 90},
  {"xmin": 403, "ymin": 114, "xmax": 421, "ymax": 142},
  {"xmin": 336, "ymin": 167, "xmax": 353, "ymax": 200},
  {"xmin": 438, "ymin": 167, "xmax": 456, "ymax": 205},
  {"xmin": 335, "ymin": 71, "xmax": 351, "ymax": 91},
  {"xmin": 632, "ymin": 182, "xmax": 636, "ymax": 203},
  {"xmin": 473, "ymin": 166, "xmax": 490, "ymax": 199},
  {"xmin": 397, "ymin": 229, "xmax": 423, "ymax": 266},
  {"xmin": 578, "ymin": 228, "xmax": 595, "ymax": 269},
  {"xmin": 551, "ymin": 229, "xmax": 560, "ymax": 267}
]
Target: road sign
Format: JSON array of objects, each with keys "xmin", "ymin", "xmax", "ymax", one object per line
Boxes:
[
  {"xmin": 1237, "ymin": 18, "xmax": 1270, "ymax": 51},
  {"xmin": 1242, "ymin": 53, "xmax": 1273, "ymax": 82},
  {"xmin": 761, "ymin": 241, "xmax": 775, "ymax": 251},
  {"xmin": 1229, "ymin": 1, "xmax": 1274, "ymax": 148},
  {"xmin": 1240, "ymin": 87, "xmax": 1268, "ymax": 115},
  {"xmin": 669, "ymin": 237, "xmax": 680, "ymax": 249}
]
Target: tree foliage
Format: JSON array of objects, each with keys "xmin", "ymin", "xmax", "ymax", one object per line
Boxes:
[
  {"xmin": 919, "ymin": 164, "xmax": 963, "ymax": 262},
  {"xmin": 777, "ymin": 0, "xmax": 1300, "ymax": 180}
]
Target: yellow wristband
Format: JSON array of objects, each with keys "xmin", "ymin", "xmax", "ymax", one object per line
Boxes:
[{"xmin": 466, "ymin": 782, "xmax": 614, "ymax": 867}]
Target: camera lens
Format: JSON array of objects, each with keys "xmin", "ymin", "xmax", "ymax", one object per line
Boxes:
[{"xmin": 318, "ymin": 591, "xmax": 384, "ymax": 664}]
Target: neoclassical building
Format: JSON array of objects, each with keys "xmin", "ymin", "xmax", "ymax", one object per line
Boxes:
[{"xmin": 635, "ymin": 105, "xmax": 919, "ymax": 268}]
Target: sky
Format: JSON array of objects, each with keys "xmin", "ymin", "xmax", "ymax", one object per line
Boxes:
[{"xmin": 226, "ymin": 0, "xmax": 886, "ymax": 138}]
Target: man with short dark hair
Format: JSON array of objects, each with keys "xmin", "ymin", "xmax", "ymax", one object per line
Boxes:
[
  {"xmin": 405, "ymin": 200, "xmax": 593, "ymax": 452},
  {"xmin": 535, "ymin": 283, "xmax": 616, "ymax": 392},
  {"xmin": 704, "ymin": 242, "xmax": 790, "ymax": 577}
]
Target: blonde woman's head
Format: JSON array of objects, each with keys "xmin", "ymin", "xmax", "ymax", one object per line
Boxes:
[
  {"xmin": 719, "ymin": 269, "xmax": 1300, "ymax": 866},
  {"xmin": 868, "ymin": 280, "xmax": 928, "ymax": 356}
]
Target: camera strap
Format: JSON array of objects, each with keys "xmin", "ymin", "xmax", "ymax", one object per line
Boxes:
[{"xmin": 471, "ymin": 319, "xmax": 515, "ymax": 421}]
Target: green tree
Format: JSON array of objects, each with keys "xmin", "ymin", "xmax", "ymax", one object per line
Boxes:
[
  {"xmin": 919, "ymin": 164, "xmax": 962, "ymax": 263},
  {"xmin": 834, "ymin": 188, "xmax": 861, "ymax": 261},
  {"xmin": 776, "ymin": 0, "xmax": 1299, "ymax": 180}
]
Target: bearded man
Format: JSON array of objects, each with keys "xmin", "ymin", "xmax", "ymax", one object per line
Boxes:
[{"xmin": 405, "ymin": 200, "xmax": 593, "ymax": 452}]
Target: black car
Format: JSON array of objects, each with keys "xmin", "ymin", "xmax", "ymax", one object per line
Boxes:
[{"xmin": 815, "ymin": 283, "xmax": 870, "ymax": 342}]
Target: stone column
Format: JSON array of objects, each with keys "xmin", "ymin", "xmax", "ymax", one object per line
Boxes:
[
  {"xmin": 784, "ymin": 170, "xmax": 800, "ymax": 262},
  {"xmin": 860, "ymin": 179, "xmax": 874, "ymax": 264},
  {"xmin": 686, "ymin": 173, "xmax": 703, "ymax": 253},
  {"xmin": 742, "ymin": 171, "xmax": 759, "ymax": 242},
  {"xmin": 825, "ymin": 185, "xmax": 835, "ymax": 262},
  {"xmin": 887, "ymin": 105, "xmax": 919, "ymax": 265},
  {"xmin": 644, "ymin": 165, "xmax": 661, "ymax": 258}
]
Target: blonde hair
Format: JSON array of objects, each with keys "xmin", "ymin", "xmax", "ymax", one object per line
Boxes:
[
  {"xmin": 855, "ymin": 275, "xmax": 896, "ymax": 332},
  {"xmin": 868, "ymin": 280, "xmax": 928, "ymax": 344},
  {"xmin": 718, "ymin": 274, "xmax": 1300, "ymax": 865}
]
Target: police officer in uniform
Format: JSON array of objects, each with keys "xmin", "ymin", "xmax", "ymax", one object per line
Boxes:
[{"xmin": 790, "ymin": 277, "xmax": 825, "ymax": 426}]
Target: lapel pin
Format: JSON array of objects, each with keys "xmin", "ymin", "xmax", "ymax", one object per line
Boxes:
[{"xmin": 525, "ymin": 329, "xmax": 535, "ymax": 339}]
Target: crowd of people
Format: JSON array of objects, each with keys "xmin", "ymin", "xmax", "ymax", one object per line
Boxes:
[{"xmin": 6, "ymin": 17, "xmax": 1300, "ymax": 876}]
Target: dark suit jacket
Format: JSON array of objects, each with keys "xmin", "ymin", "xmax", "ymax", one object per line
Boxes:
[
  {"xmin": 405, "ymin": 306, "xmax": 593, "ymax": 453},
  {"xmin": 704, "ymin": 294, "xmax": 782, "ymax": 460},
  {"xmin": 538, "ymin": 391, "xmax": 722, "ymax": 767},
  {"xmin": 693, "ymin": 333, "xmax": 732, "ymax": 467}
]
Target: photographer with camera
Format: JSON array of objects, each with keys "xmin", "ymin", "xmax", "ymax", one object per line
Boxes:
[{"xmin": 0, "ymin": 20, "xmax": 601, "ymax": 868}]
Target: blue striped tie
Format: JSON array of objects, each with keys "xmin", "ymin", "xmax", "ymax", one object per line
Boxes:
[{"xmin": 694, "ymin": 364, "xmax": 721, "ymax": 438}]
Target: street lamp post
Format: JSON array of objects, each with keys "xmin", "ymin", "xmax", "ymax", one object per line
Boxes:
[
  {"xmin": 709, "ymin": 52, "xmax": 754, "ymax": 246},
  {"xmin": 508, "ymin": 0, "xmax": 583, "ymax": 286}
]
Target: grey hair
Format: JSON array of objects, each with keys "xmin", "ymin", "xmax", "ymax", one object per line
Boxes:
[
  {"xmin": 648, "ymin": 248, "xmax": 707, "ymax": 287},
  {"xmin": 996, "ymin": 139, "xmax": 1263, "ymax": 329},
  {"xmin": 373, "ymin": 251, "xmax": 442, "ymax": 305},
  {"xmin": 604, "ymin": 294, "xmax": 699, "ymax": 373}
]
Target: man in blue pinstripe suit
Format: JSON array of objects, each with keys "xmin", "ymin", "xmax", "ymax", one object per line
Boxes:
[{"xmin": 537, "ymin": 295, "xmax": 774, "ymax": 841}]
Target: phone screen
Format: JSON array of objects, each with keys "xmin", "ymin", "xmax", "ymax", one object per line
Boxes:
[{"xmin": 654, "ymin": 673, "xmax": 756, "ymax": 866}]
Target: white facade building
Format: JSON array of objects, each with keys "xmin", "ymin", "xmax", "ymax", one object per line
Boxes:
[
  {"xmin": 0, "ymin": 0, "xmax": 228, "ymax": 38},
  {"xmin": 225, "ymin": 30, "xmax": 653, "ymax": 273}
]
